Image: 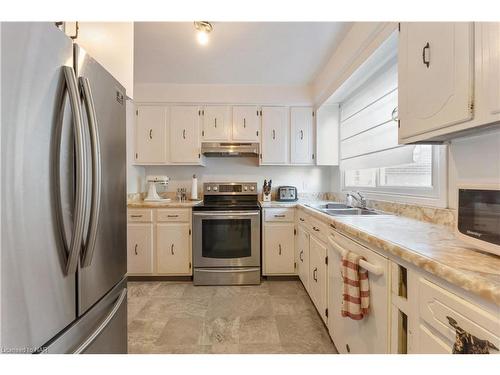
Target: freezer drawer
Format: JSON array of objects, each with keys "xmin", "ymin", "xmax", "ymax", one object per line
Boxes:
[{"xmin": 43, "ymin": 278, "xmax": 127, "ymax": 354}]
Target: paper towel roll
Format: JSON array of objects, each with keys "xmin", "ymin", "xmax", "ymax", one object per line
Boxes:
[{"xmin": 191, "ymin": 174, "xmax": 198, "ymax": 200}]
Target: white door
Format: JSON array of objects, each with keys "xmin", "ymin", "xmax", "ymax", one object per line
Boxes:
[
  {"xmin": 156, "ymin": 223, "xmax": 191, "ymax": 275},
  {"xmin": 127, "ymin": 223, "xmax": 153, "ymax": 274},
  {"xmin": 135, "ymin": 106, "xmax": 168, "ymax": 163},
  {"xmin": 264, "ymin": 223, "xmax": 295, "ymax": 275},
  {"xmin": 398, "ymin": 22, "xmax": 474, "ymax": 139},
  {"xmin": 328, "ymin": 232, "xmax": 390, "ymax": 353},
  {"xmin": 290, "ymin": 107, "xmax": 314, "ymax": 164},
  {"xmin": 296, "ymin": 226, "xmax": 310, "ymax": 292},
  {"xmin": 309, "ymin": 235, "xmax": 327, "ymax": 323},
  {"xmin": 232, "ymin": 106, "xmax": 260, "ymax": 141},
  {"xmin": 170, "ymin": 106, "xmax": 201, "ymax": 163},
  {"xmin": 261, "ymin": 106, "xmax": 289, "ymax": 164},
  {"xmin": 202, "ymin": 105, "xmax": 231, "ymax": 141}
]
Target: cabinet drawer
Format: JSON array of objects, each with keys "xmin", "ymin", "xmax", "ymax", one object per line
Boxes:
[
  {"xmin": 296, "ymin": 210, "xmax": 310, "ymax": 226},
  {"xmin": 156, "ymin": 209, "xmax": 190, "ymax": 222},
  {"xmin": 418, "ymin": 277, "xmax": 499, "ymax": 353},
  {"xmin": 128, "ymin": 209, "xmax": 153, "ymax": 223},
  {"xmin": 264, "ymin": 208, "xmax": 295, "ymax": 222},
  {"xmin": 308, "ymin": 217, "xmax": 329, "ymax": 242}
]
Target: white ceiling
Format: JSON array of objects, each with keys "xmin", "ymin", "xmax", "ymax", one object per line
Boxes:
[{"xmin": 134, "ymin": 22, "xmax": 351, "ymax": 85}]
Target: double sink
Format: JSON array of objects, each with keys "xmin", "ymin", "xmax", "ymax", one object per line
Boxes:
[{"xmin": 307, "ymin": 202, "xmax": 387, "ymax": 217}]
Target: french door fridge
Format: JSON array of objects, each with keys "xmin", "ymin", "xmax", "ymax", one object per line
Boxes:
[{"xmin": 1, "ymin": 22, "xmax": 127, "ymax": 354}]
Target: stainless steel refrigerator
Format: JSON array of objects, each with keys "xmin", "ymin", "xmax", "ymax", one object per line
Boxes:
[{"xmin": 1, "ymin": 22, "xmax": 127, "ymax": 354}]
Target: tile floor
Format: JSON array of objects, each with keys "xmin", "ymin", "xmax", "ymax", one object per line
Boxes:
[{"xmin": 127, "ymin": 279, "xmax": 337, "ymax": 354}]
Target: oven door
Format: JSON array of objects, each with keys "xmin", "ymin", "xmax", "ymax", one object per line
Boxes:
[{"xmin": 193, "ymin": 210, "xmax": 261, "ymax": 268}]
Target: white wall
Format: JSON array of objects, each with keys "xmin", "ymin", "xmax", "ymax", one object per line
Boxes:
[
  {"xmin": 134, "ymin": 83, "xmax": 312, "ymax": 105},
  {"xmin": 448, "ymin": 129, "xmax": 500, "ymax": 209},
  {"xmin": 126, "ymin": 100, "xmax": 145, "ymax": 193},
  {"xmin": 141, "ymin": 159, "xmax": 332, "ymax": 195},
  {"xmin": 67, "ymin": 22, "xmax": 134, "ymax": 98}
]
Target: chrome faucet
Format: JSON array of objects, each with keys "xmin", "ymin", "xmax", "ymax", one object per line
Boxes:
[{"xmin": 346, "ymin": 191, "xmax": 367, "ymax": 209}]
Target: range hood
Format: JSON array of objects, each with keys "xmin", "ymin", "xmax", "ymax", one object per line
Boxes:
[{"xmin": 201, "ymin": 142, "xmax": 260, "ymax": 157}]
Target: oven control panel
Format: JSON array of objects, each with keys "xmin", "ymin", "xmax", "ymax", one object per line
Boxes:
[{"xmin": 204, "ymin": 182, "xmax": 257, "ymax": 195}]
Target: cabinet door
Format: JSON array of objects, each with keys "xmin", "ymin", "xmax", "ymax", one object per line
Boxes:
[
  {"xmin": 398, "ymin": 23, "xmax": 474, "ymax": 140},
  {"xmin": 309, "ymin": 235, "xmax": 327, "ymax": 323},
  {"xmin": 156, "ymin": 223, "xmax": 191, "ymax": 275},
  {"xmin": 232, "ymin": 106, "xmax": 260, "ymax": 141},
  {"xmin": 264, "ymin": 223, "xmax": 295, "ymax": 275},
  {"xmin": 127, "ymin": 223, "xmax": 153, "ymax": 274},
  {"xmin": 170, "ymin": 106, "xmax": 202, "ymax": 163},
  {"xmin": 296, "ymin": 226, "xmax": 310, "ymax": 292},
  {"xmin": 486, "ymin": 23, "xmax": 500, "ymax": 116},
  {"xmin": 261, "ymin": 106, "xmax": 289, "ymax": 164},
  {"xmin": 135, "ymin": 106, "xmax": 168, "ymax": 163},
  {"xmin": 202, "ymin": 106, "xmax": 231, "ymax": 141},
  {"xmin": 290, "ymin": 107, "xmax": 314, "ymax": 165}
]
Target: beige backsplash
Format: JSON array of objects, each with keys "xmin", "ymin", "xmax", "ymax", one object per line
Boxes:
[{"xmin": 128, "ymin": 190, "xmax": 456, "ymax": 227}]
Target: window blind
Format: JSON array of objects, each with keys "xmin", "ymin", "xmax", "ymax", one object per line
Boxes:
[{"xmin": 340, "ymin": 58, "xmax": 415, "ymax": 170}]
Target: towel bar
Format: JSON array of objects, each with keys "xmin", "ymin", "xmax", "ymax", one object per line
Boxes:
[{"xmin": 328, "ymin": 236, "xmax": 384, "ymax": 276}]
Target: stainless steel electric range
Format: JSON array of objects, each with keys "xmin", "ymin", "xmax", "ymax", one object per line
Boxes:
[{"xmin": 192, "ymin": 182, "xmax": 261, "ymax": 285}]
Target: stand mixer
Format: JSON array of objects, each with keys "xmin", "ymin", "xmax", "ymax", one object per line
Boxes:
[{"xmin": 144, "ymin": 175, "xmax": 171, "ymax": 202}]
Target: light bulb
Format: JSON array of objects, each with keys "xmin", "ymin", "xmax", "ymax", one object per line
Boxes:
[{"xmin": 197, "ymin": 30, "xmax": 209, "ymax": 45}]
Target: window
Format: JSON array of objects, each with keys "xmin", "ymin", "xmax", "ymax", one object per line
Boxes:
[{"xmin": 339, "ymin": 57, "xmax": 446, "ymax": 207}]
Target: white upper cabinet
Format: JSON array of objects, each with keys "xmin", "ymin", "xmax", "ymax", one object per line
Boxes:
[
  {"xmin": 398, "ymin": 22, "xmax": 474, "ymax": 141},
  {"xmin": 290, "ymin": 107, "xmax": 314, "ymax": 165},
  {"xmin": 261, "ymin": 106, "xmax": 289, "ymax": 165},
  {"xmin": 170, "ymin": 106, "xmax": 203, "ymax": 164},
  {"xmin": 316, "ymin": 105, "xmax": 339, "ymax": 166},
  {"xmin": 135, "ymin": 106, "xmax": 168, "ymax": 164},
  {"xmin": 232, "ymin": 106, "xmax": 260, "ymax": 142},
  {"xmin": 485, "ymin": 23, "xmax": 500, "ymax": 118},
  {"xmin": 202, "ymin": 106, "xmax": 231, "ymax": 141}
]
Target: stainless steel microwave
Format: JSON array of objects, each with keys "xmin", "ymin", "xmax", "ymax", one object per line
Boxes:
[{"xmin": 456, "ymin": 185, "xmax": 500, "ymax": 256}]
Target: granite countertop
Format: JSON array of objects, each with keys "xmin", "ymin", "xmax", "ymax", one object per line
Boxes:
[
  {"xmin": 295, "ymin": 204, "xmax": 500, "ymax": 306},
  {"xmin": 127, "ymin": 200, "xmax": 202, "ymax": 208}
]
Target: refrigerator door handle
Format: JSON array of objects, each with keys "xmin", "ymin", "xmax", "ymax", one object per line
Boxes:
[
  {"xmin": 73, "ymin": 288, "xmax": 127, "ymax": 354},
  {"xmin": 59, "ymin": 66, "xmax": 88, "ymax": 275},
  {"xmin": 79, "ymin": 77, "xmax": 102, "ymax": 267}
]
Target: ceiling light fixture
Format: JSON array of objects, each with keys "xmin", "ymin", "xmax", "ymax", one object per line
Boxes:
[{"xmin": 194, "ymin": 21, "xmax": 213, "ymax": 46}]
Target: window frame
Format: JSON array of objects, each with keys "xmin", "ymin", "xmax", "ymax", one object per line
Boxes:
[{"xmin": 341, "ymin": 145, "xmax": 448, "ymax": 208}]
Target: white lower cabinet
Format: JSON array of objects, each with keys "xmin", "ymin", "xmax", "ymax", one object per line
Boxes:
[
  {"xmin": 156, "ymin": 223, "xmax": 192, "ymax": 275},
  {"xmin": 309, "ymin": 235, "xmax": 328, "ymax": 324},
  {"xmin": 296, "ymin": 225, "xmax": 310, "ymax": 292},
  {"xmin": 127, "ymin": 223, "xmax": 154, "ymax": 274},
  {"xmin": 263, "ymin": 223, "xmax": 296, "ymax": 275},
  {"xmin": 127, "ymin": 208, "xmax": 192, "ymax": 276}
]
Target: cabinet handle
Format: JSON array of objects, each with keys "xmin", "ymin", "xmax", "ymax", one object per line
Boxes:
[
  {"xmin": 130, "ymin": 215, "xmax": 143, "ymax": 218},
  {"xmin": 272, "ymin": 129, "xmax": 276, "ymax": 140},
  {"xmin": 300, "ymin": 130, "xmax": 303, "ymax": 140},
  {"xmin": 313, "ymin": 226, "xmax": 320, "ymax": 232},
  {"xmin": 300, "ymin": 250, "xmax": 303, "ymax": 262},
  {"xmin": 391, "ymin": 107, "xmax": 399, "ymax": 122},
  {"xmin": 243, "ymin": 118, "xmax": 246, "ymax": 128},
  {"xmin": 149, "ymin": 129, "xmax": 153, "ymax": 139},
  {"xmin": 313, "ymin": 267, "xmax": 318, "ymax": 282},
  {"xmin": 329, "ymin": 223, "xmax": 336, "ymax": 229},
  {"xmin": 167, "ymin": 214, "xmax": 179, "ymax": 218},
  {"xmin": 214, "ymin": 118, "xmax": 217, "ymax": 128},
  {"xmin": 422, "ymin": 42, "xmax": 430, "ymax": 68},
  {"xmin": 299, "ymin": 217, "xmax": 305, "ymax": 222},
  {"xmin": 278, "ymin": 244, "xmax": 282, "ymax": 255},
  {"xmin": 182, "ymin": 129, "xmax": 186, "ymax": 139},
  {"xmin": 274, "ymin": 214, "xmax": 286, "ymax": 218},
  {"xmin": 134, "ymin": 244, "xmax": 138, "ymax": 255},
  {"xmin": 171, "ymin": 244, "xmax": 174, "ymax": 255}
]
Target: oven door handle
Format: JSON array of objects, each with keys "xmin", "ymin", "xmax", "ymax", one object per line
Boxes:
[
  {"xmin": 193, "ymin": 211, "xmax": 260, "ymax": 216},
  {"xmin": 195, "ymin": 268, "xmax": 260, "ymax": 273}
]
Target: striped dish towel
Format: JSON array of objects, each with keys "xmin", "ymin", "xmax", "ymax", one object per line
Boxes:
[{"xmin": 341, "ymin": 251, "xmax": 370, "ymax": 320}]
